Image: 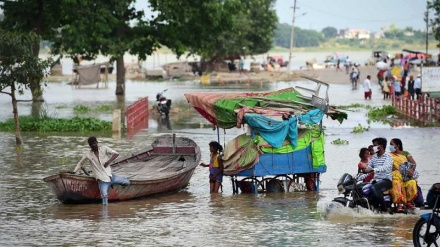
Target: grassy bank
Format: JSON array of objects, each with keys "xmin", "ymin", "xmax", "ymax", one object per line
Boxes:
[{"xmin": 42, "ymin": 37, "xmax": 438, "ymax": 57}]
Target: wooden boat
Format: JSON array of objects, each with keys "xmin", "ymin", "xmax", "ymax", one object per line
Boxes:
[{"xmin": 43, "ymin": 135, "xmax": 201, "ymax": 204}]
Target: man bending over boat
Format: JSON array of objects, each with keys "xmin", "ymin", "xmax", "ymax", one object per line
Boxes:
[
  {"xmin": 361, "ymin": 137, "xmax": 393, "ymax": 212},
  {"xmin": 72, "ymin": 136, "xmax": 130, "ymax": 205}
]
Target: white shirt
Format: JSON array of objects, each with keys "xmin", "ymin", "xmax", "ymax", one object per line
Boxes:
[
  {"xmin": 367, "ymin": 152, "xmax": 393, "ymax": 181},
  {"xmin": 74, "ymin": 145, "xmax": 118, "ymax": 182},
  {"xmin": 414, "ymin": 77, "xmax": 421, "ymax": 89},
  {"xmin": 363, "ymin": 78, "xmax": 372, "ymax": 92}
]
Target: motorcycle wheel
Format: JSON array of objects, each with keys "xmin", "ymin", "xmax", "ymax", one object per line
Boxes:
[
  {"xmin": 163, "ymin": 106, "xmax": 169, "ymax": 116},
  {"xmin": 323, "ymin": 200, "xmax": 345, "ymax": 219},
  {"xmin": 413, "ymin": 218, "xmax": 440, "ymax": 247}
]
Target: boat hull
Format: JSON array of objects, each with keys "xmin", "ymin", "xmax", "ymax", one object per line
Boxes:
[
  {"xmin": 44, "ymin": 169, "xmax": 196, "ymax": 204},
  {"xmin": 43, "ymin": 136, "xmax": 201, "ymax": 204}
]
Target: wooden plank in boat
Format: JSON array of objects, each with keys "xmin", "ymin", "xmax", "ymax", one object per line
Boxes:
[{"xmin": 112, "ymin": 155, "xmax": 195, "ymax": 180}]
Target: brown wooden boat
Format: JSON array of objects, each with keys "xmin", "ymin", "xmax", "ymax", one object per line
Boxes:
[{"xmin": 43, "ymin": 135, "xmax": 201, "ymax": 204}]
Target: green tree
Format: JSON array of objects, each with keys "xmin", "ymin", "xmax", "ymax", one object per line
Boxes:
[
  {"xmin": 0, "ymin": 0, "xmax": 62, "ymax": 102},
  {"xmin": 244, "ymin": 0, "xmax": 278, "ymax": 55},
  {"xmin": 295, "ymin": 28, "xmax": 324, "ymax": 47},
  {"xmin": 274, "ymin": 23, "xmax": 291, "ymax": 48},
  {"xmin": 0, "ymin": 30, "xmax": 52, "ymax": 146},
  {"xmin": 383, "ymin": 24, "xmax": 405, "ymax": 39},
  {"xmin": 50, "ymin": 0, "xmax": 158, "ymax": 96},
  {"xmin": 149, "ymin": 0, "xmax": 277, "ymax": 69},
  {"xmin": 274, "ymin": 23, "xmax": 325, "ymax": 48},
  {"xmin": 429, "ymin": 0, "xmax": 440, "ymax": 48},
  {"xmin": 321, "ymin": 26, "xmax": 338, "ymax": 39}
]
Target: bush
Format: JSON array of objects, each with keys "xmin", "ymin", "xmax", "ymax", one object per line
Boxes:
[
  {"xmin": 368, "ymin": 105, "xmax": 397, "ymax": 118},
  {"xmin": 0, "ymin": 116, "xmax": 112, "ymax": 132}
]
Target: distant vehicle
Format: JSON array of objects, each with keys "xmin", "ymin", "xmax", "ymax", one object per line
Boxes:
[
  {"xmin": 366, "ymin": 51, "xmax": 389, "ymax": 66},
  {"xmin": 324, "ymin": 52, "xmax": 347, "ymax": 68},
  {"xmin": 156, "ymin": 89, "xmax": 172, "ymax": 116}
]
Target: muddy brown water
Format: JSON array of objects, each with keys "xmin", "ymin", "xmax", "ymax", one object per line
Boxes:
[{"xmin": 0, "ymin": 79, "xmax": 439, "ymax": 246}]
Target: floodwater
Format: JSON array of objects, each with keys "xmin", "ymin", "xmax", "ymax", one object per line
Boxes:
[
  {"xmin": 1, "ymin": 78, "xmax": 439, "ymax": 246},
  {"xmin": 53, "ymin": 49, "xmax": 440, "ymax": 75}
]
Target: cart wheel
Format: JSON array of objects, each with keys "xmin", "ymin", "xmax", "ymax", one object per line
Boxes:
[
  {"xmin": 274, "ymin": 175, "xmax": 294, "ymax": 192},
  {"xmin": 263, "ymin": 178, "xmax": 284, "ymax": 193},
  {"xmin": 238, "ymin": 177, "xmax": 263, "ymax": 193},
  {"xmin": 288, "ymin": 179, "xmax": 307, "ymax": 192}
]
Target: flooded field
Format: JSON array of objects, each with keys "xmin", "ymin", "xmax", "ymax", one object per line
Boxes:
[{"xmin": 0, "ymin": 79, "xmax": 439, "ymax": 246}]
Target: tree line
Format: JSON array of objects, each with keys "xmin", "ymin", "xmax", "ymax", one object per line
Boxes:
[
  {"xmin": 0, "ymin": 0, "xmax": 277, "ymax": 98},
  {"xmin": 274, "ymin": 24, "xmax": 432, "ymax": 48},
  {"xmin": 0, "ymin": 0, "xmax": 277, "ymax": 145}
]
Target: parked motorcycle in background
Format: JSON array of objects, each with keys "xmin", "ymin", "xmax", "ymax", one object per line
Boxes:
[{"xmin": 156, "ymin": 89, "xmax": 172, "ymax": 116}]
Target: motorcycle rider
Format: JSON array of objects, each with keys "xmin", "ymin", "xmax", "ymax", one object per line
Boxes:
[{"xmin": 362, "ymin": 137, "xmax": 393, "ymax": 212}]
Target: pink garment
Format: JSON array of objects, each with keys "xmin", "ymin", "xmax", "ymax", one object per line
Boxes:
[{"xmin": 358, "ymin": 159, "xmax": 374, "ymax": 182}]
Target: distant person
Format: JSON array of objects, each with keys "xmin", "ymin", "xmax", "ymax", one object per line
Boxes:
[
  {"xmin": 377, "ymin": 69, "xmax": 386, "ymax": 88},
  {"xmin": 72, "ymin": 137, "xmax": 130, "ymax": 205},
  {"xmin": 363, "ymin": 75, "xmax": 372, "ymax": 100},
  {"xmin": 239, "ymin": 59, "xmax": 245, "ymax": 74},
  {"xmin": 191, "ymin": 62, "xmax": 199, "ymax": 76},
  {"xmin": 400, "ymin": 56, "xmax": 406, "ymax": 66},
  {"xmin": 414, "ymin": 74, "xmax": 422, "ymax": 100},
  {"xmin": 407, "ymin": 75, "xmax": 415, "ymax": 100},
  {"xmin": 350, "ymin": 67, "xmax": 358, "ymax": 90},
  {"xmin": 393, "ymin": 75, "xmax": 402, "ymax": 98},
  {"xmin": 344, "ymin": 57, "xmax": 350, "ymax": 74},
  {"xmin": 382, "ymin": 76, "xmax": 391, "ymax": 100},
  {"xmin": 336, "ymin": 59, "xmax": 342, "ymax": 72},
  {"xmin": 400, "ymin": 76, "xmax": 407, "ymax": 95},
  {"xmin": 199, "ymin": 141, "xmax": 224, "ymax": 193},
  {"xmin": 403, "ymin": 60, "xmax": 409, "ymax": 77},
  {"xmin": 355, "ymin": 64, "xmax": 361, "ymax": 83}
]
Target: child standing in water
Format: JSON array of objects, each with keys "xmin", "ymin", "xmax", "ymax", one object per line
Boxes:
[{"xmin": 199, "ymin": 141, "xmax": 224, "ymax": 193}]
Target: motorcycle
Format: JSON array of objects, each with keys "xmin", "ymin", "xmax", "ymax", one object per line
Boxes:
[
  {"xmin": 156, "ymin": 89, "xmax": 172, "ymax": 116},
  {"xmin": 412, "ymin": 183, "xmax": 440, "ymax": 247},
  {"xmin": 326, "ymin": 173, "xmax": 408, "ymax": 216}
]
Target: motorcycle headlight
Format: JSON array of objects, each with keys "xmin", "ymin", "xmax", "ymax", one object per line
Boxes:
[{"xmin": 337, "ymin": 184, "xmax": 345, "ymax": 194}]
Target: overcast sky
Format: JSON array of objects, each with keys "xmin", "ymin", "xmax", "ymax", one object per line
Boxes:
[
  {"xmin": 277, "ymin": 0, "xmax": 428, "ymax": 32},
  {"xmin": 136, "ymin": 0, "xmax": 428, "ymax": 32}
]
